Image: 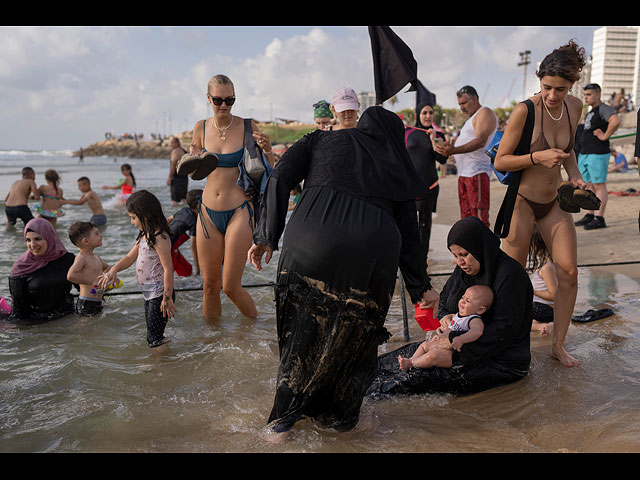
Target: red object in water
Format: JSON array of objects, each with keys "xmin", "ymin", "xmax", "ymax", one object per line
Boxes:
[
  {"xmin": 171, "ymin": 234, "xmax": 193, "ymax": 277},
  {"xmin": 414, "ymin": 304, "xmax": 440, "ymax": 331}
]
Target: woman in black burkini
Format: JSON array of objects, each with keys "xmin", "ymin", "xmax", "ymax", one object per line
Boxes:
[
  {"xmin": 248, "ymin": 106, "xmax": 440, "ymax": 433},
  {"xmin": 368, "ymin": 216, "xmax": 532, "ymax": 397},
  {"xmin": 405, "ymin": 101, "xmax": 448, "ymax": 260}
]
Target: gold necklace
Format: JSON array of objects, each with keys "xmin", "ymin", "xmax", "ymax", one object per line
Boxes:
[
  {"xmin": 542, "ymin": 98, "xmax": 564, "ymax": 121},
  {"xmin": 213, "ymin": 115, "xmax": 233, "ymax": 140}
]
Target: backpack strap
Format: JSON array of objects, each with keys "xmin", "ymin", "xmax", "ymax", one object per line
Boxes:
[{"xmin": 493, "ymin": 99, "xmax": 535, "ymax": 238}]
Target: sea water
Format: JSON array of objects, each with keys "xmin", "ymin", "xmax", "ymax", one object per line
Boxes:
[{"xmin": 1, "ymin": 150, "xmax": 640, "ymax": 453}]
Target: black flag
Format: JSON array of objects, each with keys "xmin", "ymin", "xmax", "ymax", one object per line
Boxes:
[
  {"xmin": 368, "ymin": 26, "xmax": 418, "ymax": 105},
  {"xmin": 415, "ymin": 79, "xmax": 437, "ymax": 109}
]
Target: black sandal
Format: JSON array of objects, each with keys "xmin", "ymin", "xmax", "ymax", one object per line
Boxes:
[
  {"xmin": 190, "ymin": 152, "xmax": 218, "ymax": 180},
  {"xmin": 557, "ymin": 181, "xmax": 580, "ymax": 213},
  {"xmin": 176, "ymin": 152, "xmax": 219, "ymax": 180},
  {"xmin": 573, "ymin": 188, "xmax": 601, "ymax": 210}
]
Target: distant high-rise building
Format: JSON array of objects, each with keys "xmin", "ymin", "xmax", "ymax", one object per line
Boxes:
[
  {"xmin": 357, "ymin": 91, "xmax": 377, "ymax": 113},
  {"xmin": 590, "ymin": 26, "xmax": 639, "ymax": 106}
]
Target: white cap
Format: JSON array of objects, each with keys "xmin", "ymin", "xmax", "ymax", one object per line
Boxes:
[{"xmin": 331, "ymin": 87, "xmax": 359, "ymax": 113}]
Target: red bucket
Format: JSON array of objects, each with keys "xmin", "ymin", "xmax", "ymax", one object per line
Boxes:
[{"xmin": 414, "ymin": 304, "xmax": 440, "ymax": 331}]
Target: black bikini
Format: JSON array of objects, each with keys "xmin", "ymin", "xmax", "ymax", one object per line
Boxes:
[{"xmin": 518, "ymin": 100, "xmax": 574, "ymax": 219}]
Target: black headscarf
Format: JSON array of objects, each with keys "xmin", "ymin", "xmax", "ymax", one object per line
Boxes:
[
  {"xmin": 414, "ymin": 100, "xmax": 434, "ymax": 129},
  {"xmin": 443, "ymin": 217, "xmax": 503, "ymax": 314},
  {"xmin": 348, "ymin": 105, "xmax": 428, "ymax": 202}
]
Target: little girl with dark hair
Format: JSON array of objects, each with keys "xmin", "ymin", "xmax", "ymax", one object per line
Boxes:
[{"xmin": 99, "ymin": 190, "xmax": 176, "ymax": 349}]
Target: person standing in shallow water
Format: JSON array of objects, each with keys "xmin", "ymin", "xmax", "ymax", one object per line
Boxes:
[
  {"xmin": 493, "ymin": 40, "xmax": 588, "ymax": 367},
  {"xmin": 249, "ymin": 106, "xmax": 439, "ymax": 434},
  {"xmin": 185, "ymin": 74, "xmax": 274, "ymax": 321}
]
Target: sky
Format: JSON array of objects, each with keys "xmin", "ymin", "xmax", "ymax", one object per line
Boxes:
[{"xmin": 0, "ymin": 25, "xmax": 600, "ymax": 151}]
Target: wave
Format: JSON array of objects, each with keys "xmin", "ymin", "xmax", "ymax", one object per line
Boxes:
[{"xmin": 0, "ymin": 149, "xmax": 74, "ymax": 157}]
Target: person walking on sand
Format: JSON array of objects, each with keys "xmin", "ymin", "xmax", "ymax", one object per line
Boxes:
[
  {"xmin": 434, "ymin": 85, "xmax": 497, "ymax": 228},
  {"xmin": 574, "ymin": 83, "xmax": 620, "ymax": 230},
  {"xmin": 493, "ymin": 40, "xmax": 588, "ymax": 367}
]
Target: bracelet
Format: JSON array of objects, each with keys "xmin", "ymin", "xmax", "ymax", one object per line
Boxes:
[
  {"xmin": 263, "ymin": 148, "xmax": 272, "ymax": 154},
  {"xmin": 530, "ymin": 152, "xmax": 536, "ymax": 165}
]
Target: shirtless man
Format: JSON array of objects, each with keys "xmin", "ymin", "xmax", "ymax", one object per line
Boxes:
[
  {"xmin": 67, "ymin": 221, "xmax": 110, "ymax": 316},
  {"xmin": 61, "ymin": 177, "xmax": 107, "ymax": 227},
  {"xmin": 5, "ymin": 167, "xmax": 39, "ymax": 227},
  {"xmin": 167, "ymin": 136, "xmax": 188, "ymax": 206}
]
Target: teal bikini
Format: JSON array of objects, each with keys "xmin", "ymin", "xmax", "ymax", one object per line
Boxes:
[{"xmin": 199, "ymin": 121, "xmax": 254, "ymax": 238}]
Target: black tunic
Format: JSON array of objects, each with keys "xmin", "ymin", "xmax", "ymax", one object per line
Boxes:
[
  {"xmin": 9, "ymin": 252, "xmax": 76, "ymax": 322},
  {"xmin": 368, "ymin": 216, "xmax": 532, "ymax": 397},
  {"xmin": 254, "ymin": 107, "xmax": 432, "ymax": 431}
]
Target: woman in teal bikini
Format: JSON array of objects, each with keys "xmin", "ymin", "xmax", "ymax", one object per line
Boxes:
[{"xmin": 185, "ymin": 74, "xmax": 274, "ymax": 320}]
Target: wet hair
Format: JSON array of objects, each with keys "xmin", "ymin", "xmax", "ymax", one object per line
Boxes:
[
  {"xmin": 466, "ymin": 284, "xmax": 494, "ymax": 310},
  {"xmin": 44, "ymin": 169, "xmax": 60, "ymax": 192},
  {"xmin": 186, "ymin": 189, "xmax": 202, "ymax": 210},
  {"xmin": 536, "ymin": 39, "xmax": 587, "ymax": 83},
  {"xmin": 77, "ymin": 176, "xmax": 90, "ymax": 184},
  {"xmin": 125, "ymin": 190, "xmax": 170, "ymax": 249},
  {"xmin": 21, "ymin": 167, "xmax": 35, "ymax": 177},
  {"xmin": 68, "ymin": 221, "xmax": 96, "ymax": 247},
  {"xmin": 207, "ymin": 74, "xmax": 234, "ymax": 95},
  {"xmin": 121, "ymin": 163, "xmax": 136, "ymax": 187},
  {"xmin": 527, "ymin": 224, "xmax": 551, "ymax": 272}
]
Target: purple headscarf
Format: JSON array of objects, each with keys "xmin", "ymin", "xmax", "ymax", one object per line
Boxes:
[{"xmin": 10, "ymin": 218, "xmax": 68, "ymax": 277}]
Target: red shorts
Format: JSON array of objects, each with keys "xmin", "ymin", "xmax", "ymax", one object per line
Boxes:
[{"xmin": 458, "ymin": 173, "xmax": 490, "ymax": 227}]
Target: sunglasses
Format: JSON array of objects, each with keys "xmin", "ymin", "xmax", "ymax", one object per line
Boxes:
[
  {"xmin": 208, "ymin": 94, "xmax": 236, "ymax": 106},
  {"xmin": 456, "ymin": 86, "xmax": 478, "ymax": 97}
]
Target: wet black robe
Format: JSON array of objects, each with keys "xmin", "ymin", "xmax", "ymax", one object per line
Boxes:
[
  {"xmin": 254, "ymin": 106, "xmax": 432, "ymax": 431},
  {"xmin": 368, "ymin": 216, "xmax": 532, "ymax": 397},
  {"xmin": 9, "ymin": 252, "xmax": 76, "ymax": 322}
]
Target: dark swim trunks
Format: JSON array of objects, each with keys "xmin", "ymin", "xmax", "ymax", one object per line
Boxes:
[
  {"xmin": 76, "ymin": 297, "xmax": 103, "ymax": 316},
  {"xmin": 5, "ymin": 205, "xmax": 34, "ymax": 226}
]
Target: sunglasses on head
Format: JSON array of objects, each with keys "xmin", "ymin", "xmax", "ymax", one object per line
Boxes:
[{"xmin": 208, "ymin": 94, "xmax": 236, "ymax": 106}]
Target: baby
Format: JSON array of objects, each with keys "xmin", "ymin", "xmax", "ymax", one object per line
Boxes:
[
  {"xmin": 66, "ymin": 221, "xmax": 110, "ymax": 316},
  {"xmin": 399, "ymin": 284, "xmax": 494, "ymax": 370}
]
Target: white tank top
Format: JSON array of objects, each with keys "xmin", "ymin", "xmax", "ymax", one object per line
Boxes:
[
  {"xmin": 454, "ymin": 106, "xmax": 497, "ymax": 178},
  {"xmin": 529, "ymin": 267, "xmax": 553, "ymax": 305}
]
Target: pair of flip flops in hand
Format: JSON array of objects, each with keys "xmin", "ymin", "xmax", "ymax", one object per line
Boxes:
[
  {"xmin": 557, "ymin": 181, "xmax": 601, "ymax": 213},
  {"xmin": 176, "ymin": 152, "xmax": 219, "ymax": 180}
]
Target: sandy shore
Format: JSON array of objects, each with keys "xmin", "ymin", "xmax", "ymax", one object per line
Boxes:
[{"xmin": 426, "ymin": 170, "xmax": 640, "ymax": 285}]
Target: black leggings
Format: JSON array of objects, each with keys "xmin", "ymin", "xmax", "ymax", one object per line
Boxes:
[{"xmin": 144, "ymin": 291, "xmax": 175, "ymax": 348}]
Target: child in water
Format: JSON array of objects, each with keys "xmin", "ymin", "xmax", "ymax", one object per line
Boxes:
[
  {"xmin": 35, "ymin": 169, "xmax": 65, "ymax": 225},
  {"xmin": 398, "ymin": 284, "xmax": 493, "ymax": 370},
  {"xmin": 62, "ymin": 177, "xmax": 107, "ymax": 227},
  {"xmin": 66, "ymin": 221, "xmax": 110, "ymax": 316},
  {"xmin": 98, "ymin": 190, "xmax": 176, "ymax": 349},
  {"xmin": 528, "ymin": 225, "xmax": 556, "ymax": 336},
  {"xmin": 5, "ymin": 167, "xmax": 39, "ymax": 227},
  {"xmin": 102, "ymin": 163, "xmax": 136, "ymax": 207}
]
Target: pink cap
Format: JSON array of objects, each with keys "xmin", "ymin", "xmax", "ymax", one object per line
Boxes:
[{"xmin": 331, "ymin": 87, "xmax": 359, "ymax": 113}]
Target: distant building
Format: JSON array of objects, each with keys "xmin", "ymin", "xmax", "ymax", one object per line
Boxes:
[
  {"xmin": 590, "ymin": 26, "xmax": 639, "ymax": 106},
  {"xmin": 357, "ymin": 91, "xmax": 377, "ymax": 114}
]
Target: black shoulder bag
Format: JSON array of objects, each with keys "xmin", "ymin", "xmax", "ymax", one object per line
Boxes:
[{"xmin": 493, "ymin": 99, "xmax": 534, "ymax": 239}]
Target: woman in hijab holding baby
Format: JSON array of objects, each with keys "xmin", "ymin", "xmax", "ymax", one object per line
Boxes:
[{"xmin": 368, "ymin": 216, "xmax": 533, "ymax": 398}]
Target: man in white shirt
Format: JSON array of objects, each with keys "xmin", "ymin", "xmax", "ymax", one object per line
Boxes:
[{"xmin": 435, "ymin": 86, "xmax": 497, "ymax": 227}]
